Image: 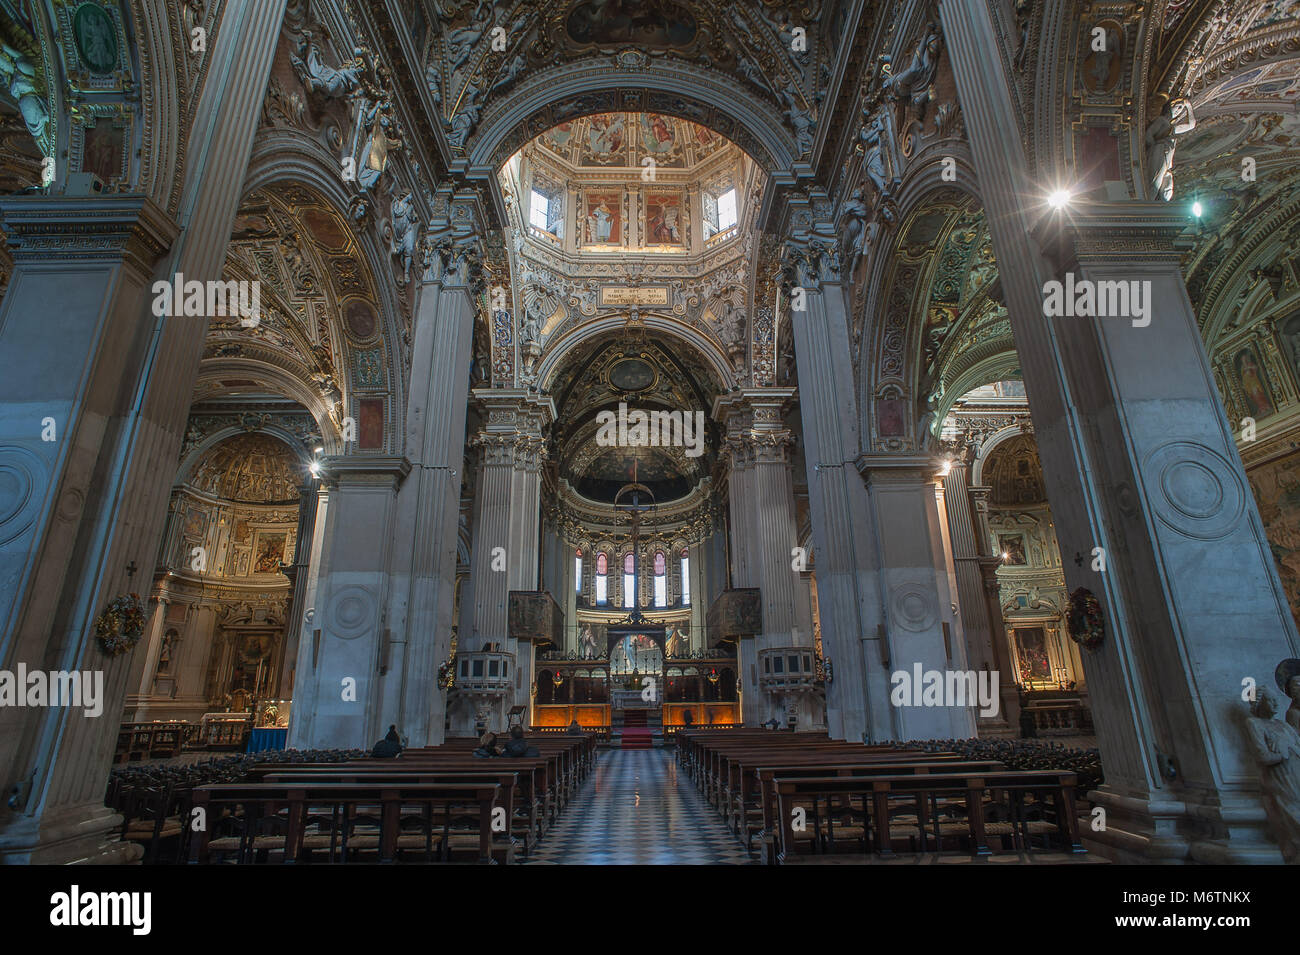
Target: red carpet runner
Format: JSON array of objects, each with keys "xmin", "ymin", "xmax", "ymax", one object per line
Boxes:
[{"xmin": 620, "ymin": 710, "xmax": 653, "ymax": 750}]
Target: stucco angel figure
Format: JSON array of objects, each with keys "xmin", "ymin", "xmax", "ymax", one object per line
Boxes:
[
  {"xmin": 1144, "ymin": 98, "xmax": 1196, "ymax": 201},
  {"xmin": 0, "ymin": 40, "xmax": 49, "ymax": 141},
  {"xmin": 290, "ymin": 31, "xmax": 362, "ymax": 99},
  {"xmin": 1244, "ymin": 689, "xmax": 1300, "ymax": 862},
  {"xmin": 883, "ymin": 21, "xmax": 940, "ymax": 121}
]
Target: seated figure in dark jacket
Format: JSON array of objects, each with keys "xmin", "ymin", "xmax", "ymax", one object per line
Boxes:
[
  {"xmin": 473, "ymin": 731, "xmax": 499, "ymax": 758},
  {"xmin": 371, "ymin": 725, "xmax": 403, "ymax": 759},
  {"xmin": 502, "ymin": 724, "xmax": 538, "ymax": 757}
]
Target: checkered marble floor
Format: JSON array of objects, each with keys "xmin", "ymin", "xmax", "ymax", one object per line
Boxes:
[{"xmin": 524, "ymin": 748, "xmax": 754, "ymax": 865}]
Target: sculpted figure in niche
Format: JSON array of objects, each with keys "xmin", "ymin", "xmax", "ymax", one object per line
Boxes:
[
  {"xmin": 1244, "ymin": 689, "xmax": 1300, "ymax": 862},
  {"xmin": 840, "ymin": 186, "xmax": 870, "ymax": 272},
  {"xmin": 1144, "ymin": 98, "xmax": 1195, "ymax": 201},
  {"xmin": 858, "ymin": 112, "xmax": 896, "ymax": 200},
  {"xmin": 390, "ymin": 189, "xmax": 419, "ymax": 283}
]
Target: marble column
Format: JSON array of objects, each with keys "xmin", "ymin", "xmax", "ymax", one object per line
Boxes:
[
  {"xmin": 461, "ymin": 388, "xmax": 554, "ymax": 729},
  {"xmin": 714, "ymin": 388, "xmax": 817, "ymax": 727},
  {"xmin": 940, "ymin": 0, "xmax": 1300, "ymax": 861},
  {"xmin": 379, "ymin": 225, "xmax": 479, "ymax": 747},
  {"xmin": 286, "ymin": 457, "xmax": 408, "ymax": 750},
  {"xmin": 0, "ymin": 0, "xmax": 288, "ymax": 863},
  {"xmin": 784, "ymin": 235, "xmax": 885, "ymax": 742},
  {"xmin": 943, "ymin": 461, "xmax": 1017, "ymax": 734},
  {"xmin": 857, "ymin": 456, "xmax": 976, "ymax": 739},
  {"xmin": 278, "ymin": 478, "xmax": 320, "ymax": 700}
]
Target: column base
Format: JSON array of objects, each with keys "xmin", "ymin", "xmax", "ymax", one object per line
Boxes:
[
  {"xmin": 1083, "ymin": 787, "xmax": 1284, "ymax": 865},
  {"xmin": 0, "ymin": 804, "xmax": 143, "ymax": 865}
]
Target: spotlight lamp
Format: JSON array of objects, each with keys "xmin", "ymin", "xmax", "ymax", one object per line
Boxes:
[{"xmin": 1047, "ymin": 188, "xmax": 1072, "ymax": 210}]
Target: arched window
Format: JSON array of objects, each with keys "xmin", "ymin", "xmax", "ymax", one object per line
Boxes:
[
  {"xmin": 595, "ymin": 552, "xmax": 608, "ymax": 605},
  {"xmin": 680, "ymin": 548, "xmax": 691, "ymax": 606},
  {"xmin": 653, "ymin": 551, "xmax": 667, "ymax": 607},
  {"xmin": 623, "ymin": 552, "xmax": 636, "ymax": 608},
  {"xmin": 575, "ymin": 549, "xmax": 583, "ymax": 596}
]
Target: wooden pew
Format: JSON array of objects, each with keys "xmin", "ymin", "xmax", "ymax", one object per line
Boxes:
[
  {"xmin": 189, "ymin": 781, "xmax": 504, "ymax": 864},
  {"xmin": 772, "ymin": 770, "xmax": 1084, "ymax": 863},
  {"xmin": 751, "ymin": 759, "xmax": 1005, "ymax": 863},
  {"xmin": 260, "ymin": 769, "xmax": 536, "ymax": 856}
]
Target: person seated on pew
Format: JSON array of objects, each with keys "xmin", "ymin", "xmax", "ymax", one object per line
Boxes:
[
  {"xmin": 371, "ymin": 725, "xmax": 403, "ymax": 759},
  {"xmin": 473, "ymin": 732, "xmax": 499, "ymax": 758},
  {"xmin": 682, "ymin": 709, "xmax": 694, "ymax": 728},
  {"xmin": 567, "ymin": 719, "xmax": 582, "ymax": 734},
  {"xmin": 502, "ymin": 724, "xmax": 538, "ymax": 758}
]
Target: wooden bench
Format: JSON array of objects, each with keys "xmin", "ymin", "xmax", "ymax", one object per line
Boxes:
[
  {"xmin": 189, "ymin": 781, "xmax": 505, "ymax": 865},
  {"xmin": 260, "ymin": 769, "xmax": 536, "ymax": 856},
  {"xmin": 750, "ymin": 759, "xmax": 1005, "ymax": 863},
  {"xmin": 772, "ymin": 770, "xmax": 1084, "ymax": 863}
]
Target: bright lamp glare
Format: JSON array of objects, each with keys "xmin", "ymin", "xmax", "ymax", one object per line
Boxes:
[
  {"xmin": 1192, "ymin": 201, "xmax": 1203, "ymax": 218},
  {"xmin": 309, "ymin": 463, "xmax": 321, "ymax": 478},
  {"xmin": 1048, "ymin": 189, "xmax": 1071, "ymax": 210}
]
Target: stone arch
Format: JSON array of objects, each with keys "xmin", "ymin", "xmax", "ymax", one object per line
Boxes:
[
  {"xmin": 858, "ymin": 177, "xmax": 988, "ymax": 449},
  {"xmin": 462, "ymin": 63, "xmax": 799, "ymax": 178},
  {"xmin": 177, "ymin": 425, "xmax": 315, "ymax": 492},
  {"xmin": 536, "ymin": 312, "xmax": 737, "ymax": 394},
  {"xmin": 208, "ymin": 164, "xmax": 405, "ymax": 454}
]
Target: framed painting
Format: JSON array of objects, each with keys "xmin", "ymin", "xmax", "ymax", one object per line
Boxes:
[
  {"xmin": 581, "ymin": 192, "xmax": 622, "ymax": 246},
  {"xmin": 644, "ymin": 192, "xmax": 686, "ymax": 247},
  {"xmin": 1233, "ymin": 343, "xmax": 1276, "ymax": 419}
]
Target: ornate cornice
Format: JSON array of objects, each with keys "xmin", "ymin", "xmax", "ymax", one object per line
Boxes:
[{"xmin": 0, "ymin": 194, "xmax": 178, "ymax": 276}]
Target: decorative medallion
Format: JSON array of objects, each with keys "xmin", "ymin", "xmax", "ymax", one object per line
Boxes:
[
  {"xmin": 72, "ymin": 3, "xmax": 119, "ymax": 75},
  {"xmin": 608, "ymin": 356, "xmax": 657, "ymax": 393},
  {"xmin": 1144, "ymin": 441, "xmax": 1244, "ymax": 541},
  {"xmin": 344, "ymin": 300, "xmax": 378, "ymax": 341}
]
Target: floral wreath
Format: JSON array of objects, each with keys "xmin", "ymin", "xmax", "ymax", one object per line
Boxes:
[
  {"xmin": 1066, "ymin": 588, "xmax": 1105, "ymax": 651},
  {"xmin": 95, "ymin": 593, "xmax": 146, "ymax": 656}
]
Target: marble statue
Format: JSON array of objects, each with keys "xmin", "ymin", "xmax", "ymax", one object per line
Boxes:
[
  {"xmin": 0, "ymin": 40, "xmax": 49, "ymax": 141},
  {"xmin": 1244, "ymin": 689, "xmax": 1300, "ymax": 862},
  {"xmin": 445, "ymin": 84, "xmax": 482, "ymax": 149},
  {"xmin": 780, "ymin": 80, "xmax": 816, "ymax": 157},
  {"xmin": 839, "ymin": 186, "xmax": 870, "ymax": 273},
  {"xmin": 858, "ymin": 111, "xmax": 896, "ymax": 199},
  {"xmin": 1144, "ymin": 98, "xmax": 1196, "ymax": 202},
  {"xmin": 358, "ymin": 101, "xmax": 402, "ymax": 192},
  {"xmin": 290, "ymin": 31, "xmax": 361, "ymax": 99},
  {"xmin": 390, "ymin": 189, "xmax": 419, "ymax": 284},
  {"xmin": 519, "ymin": 301, "xmax": 542, "ymax": 346}
]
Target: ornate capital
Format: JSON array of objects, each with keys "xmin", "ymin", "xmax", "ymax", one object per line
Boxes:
[
  {"xmin": 420, "ymin": 228, "xmax": 483, "ymax": 290},
  {"xmin": 470, "ymin": 387, "xmax": 555, "ymax": 472},
  {"xmin": 714, "ymin": 387, "xmax": 796, "ymax": 469}
]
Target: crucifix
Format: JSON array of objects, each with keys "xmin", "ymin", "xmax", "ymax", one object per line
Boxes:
[{"xmin": 613, "ymin": 457, "xmax": 655, "ymax": 624}]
